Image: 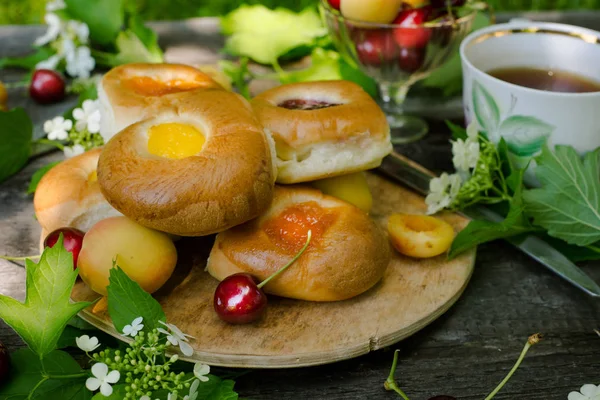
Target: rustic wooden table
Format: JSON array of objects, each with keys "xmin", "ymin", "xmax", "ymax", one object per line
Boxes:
[{"xmin": 1, "ymin": 18, "xmax": 599, "ymax": 400}]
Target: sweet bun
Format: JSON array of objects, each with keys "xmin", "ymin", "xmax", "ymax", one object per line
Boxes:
[
  {"xmin": 34, "ymin": 148, "xmax": 122, "ymax": 234},
  {"xmin": 207, "ymin": 186, "xmax": 390, "ymax": 301},
  {"xmin": 251, "ymin": 80, "xmax": 392, "ymax": 184},
  {"xmin": 97, "ymin": 90, "xmax": 276, "ymax": 237},
  {"xmin": 98, "ymin": 63, "xmax": 223, "ymax": 142}
]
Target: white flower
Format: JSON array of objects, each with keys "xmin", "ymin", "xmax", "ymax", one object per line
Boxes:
[
  {"xmin": 63, "ymin": 144, "xmax": 85, "ymax": 158},
  {"xmin": 466, "ymin": 121, "xmax": 479, "ymax": 140},
  {"xmin": 193, "ymin": 363, "xmax": 210, "ymax": 382},
  {"xmin": 140, "ymin": 396, "xmax": 160, "ymax": 400},
  {"xmin": 75, "ymin": 335, "xmax": 100, "ymax": 352},
  {"xmin": 46, "ymin": 0, "xmax": 66, "ymax": 11},
  {"xmin": 425, "ymin": 172, "xmax": 462, "ymax": 215},
  {"xmin": 66, "ymin": 46, "xmax": 95, "ymax": 78},
  {"xmin": 59, "ymin": 35, "xmax": 76, "ymax": 57},
  {"xmin": 183, "ymin": 379, "xmax": 200, "ymax": 400},
  {"xmin": 569, "ymin": 384, "xmax": 600, "ymax": 400},
  {"xmin": 158, "ymin": 320, "xmax": 195, "ymax": 357},
  {"xmin": 67, "ymin": 20, "xmax": 90, "ymax": 43},
  {"xmin": 36, "ymin": 54, "xmax": 61, "ymax": 70},
  {"xmin": 73, "ymin": 99, "xmax": 101, "ymax": 133},
  {"xmin": 452, "ymin": 138, "xmax": 480, "ymax": 172},
  {"xmin": 167, "ymin": 393, "xmax": 177, "ymax": 400},
  {"xmin": 86, "ymin": 363, "xmax": 120, "ymax": 397},
  {"xmin": 122, "ymin": 317, "xmax": 144, "ymax": 337},
  {"xmin": 44, "ymin": 116, "xmax": 72, "ymax": 140},
  {"xmin": 34, "ymin": 13, "xmax": 62, "ymax": 46}
]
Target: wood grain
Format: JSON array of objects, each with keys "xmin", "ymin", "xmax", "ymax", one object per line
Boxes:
[{"xmin": 70, "ymin": 173, "xmax": 475, "ymax": 368}]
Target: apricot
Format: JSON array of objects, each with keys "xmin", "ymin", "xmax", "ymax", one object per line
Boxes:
[
  {"xmin": 78, "ymin": 216, "xmax": 177, "ymax": 296},
  {"xmin": 341, "ymin": 0, "xmax": 403, "ymax": 24},
  {"xmin": 387, "ymin": 213, "xmax": 454, "ymax": 258},
  {"xmin": 312, "ymin": 172, "xmax": 373, "ymax": 213}
]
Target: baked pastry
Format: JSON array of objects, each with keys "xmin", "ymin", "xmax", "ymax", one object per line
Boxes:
[
  {"xmin": 97, "ymin": 90, "xmax": 276, "ymax": 237},
  {"xmin": 34, "ymin": 148, "xmax": 122, "ymax": 234},
  {"xmin": 207, "ymin": 186, "xmax": 390, "ymax": 301},
  {"xmin": 251, "ymin": 80, "xmax": 392, "ymax": 184},
  {"xmin": 98, "ymin": 63, "xmax": 223, "ymax": 142}
]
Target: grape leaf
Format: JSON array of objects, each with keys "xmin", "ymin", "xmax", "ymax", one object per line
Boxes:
[
  {"xmin": 0, "ymin": 108, "xmax": 33, "ymax": 184},
  {"xmin": 523, "ymin": 145, "xmax": 600, "ymax": 246},
  {"xmin": 107, "ymin": 266, "xmax": 166, "ymax": 333},
  {"xmin": 449, "ymin": 169, "xmax": 535, "ymax": 258},
  {"xmin": 0, "ymin": 237, "xmax": 93, "ymax": 358},
  {"xmin": 27, "ymin": 161, "xmax": 60, "ymax": 195}
]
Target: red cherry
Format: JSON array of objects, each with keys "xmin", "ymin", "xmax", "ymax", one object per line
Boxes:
[
  {"xmin": 328, "ymin": 0, "xmax": 341, "ymax": 10},
  {"xmin": 0, "ymin": 341, "xmax": 10, "ymax": 384},
  {"xmin": 29, "ymin": 69, "xmax": 66, "ymax": 104},
  {"xmin": 44, "ymin": 228, "xmax": 85, "ymax": 269},
  {"xmin": 214, "ymin": 273, "xmax": 268, "ymax": 324},
  {"xmin": 398, "ymin": 47, "xmax": 426, "ymax": 72},
  {"xmin": 393, "ymin": 7, "xmax": 432, "ymax": 48},
  {"xmin": 355, "ymin": 29, "xmax": 398, "ymax": 66}
]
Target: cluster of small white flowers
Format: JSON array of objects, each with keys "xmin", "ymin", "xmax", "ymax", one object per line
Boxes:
[
  {"xmin": 425, "ymin": 122, "xmax": 481, "ymax": 215},
  {"xmin": 568, "ymin": 384, "xmax": 600, "ymax": 400},
  {"xmin": 34, "ymin": 0, "xmax": 95, "ymax": 78},
  {"xmin": 42, "ymin": 98, "xmax": 103, "ymax": 158}
]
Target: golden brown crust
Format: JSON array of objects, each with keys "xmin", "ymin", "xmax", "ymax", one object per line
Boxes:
[
  {"xmin": 99, "ymin": 63, "xmax": 223, "ymax": 141},
  {"xmin": 207, "ymin": 186, "xmax": 390, "ymax": 301},
  {"xmin": 251, "ymin": 81, "xmax": 392, "ymax": 183},
  {"xmin": 97, "ymin": 90, "xmax": 276, "ymax": 237},
  {"xmin": 33, "ymin": 148, "xmax": 122, "ymax": 233}
]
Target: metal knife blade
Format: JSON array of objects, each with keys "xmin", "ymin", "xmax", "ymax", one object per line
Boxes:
[{"xmin": 378, "ymin": 153, "xmax": 600, "ymax": 298}]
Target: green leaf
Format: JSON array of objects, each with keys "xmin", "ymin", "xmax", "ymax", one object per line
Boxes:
[
  {"xmin": 281, "ymin": 49, "xmax": 341, "ymax": 84},
  {"xmin": 449, "ymin": 169, "xmax": 534, "ymax": 258},
  {"xmin": 107, "ymin": 266, "xmax": 166, "ymax": 333},
  {"xmin": 91, "ymin": 385, "xmax": 127, "ymax": 399},
  {"xmin": 538, "ymin": 235, "xmax": 600, "ymax": 262},
  {"xmin": 497, "ymin": 137, "xmax": 514, "ymax": 185},
  {"xmin": 0, "ymin": 236, "xmax": 92, "ymax": 358},
  {"xmin": 92, "ymin": 29, "xmax": 163, "ymax": 68},
  {"xmin": 126, "ymin": 14, "xmax": 163, "ymax": 62},
  {"xmin": 499, "ymin": 115, "xmax": 554, "ymax": 157},
  {"xmin": 0, "ymin": 108, "xmax": 33, "ymax": 184},
  {"xmin": 27, "ymin": 161, "xmax": 61, "ymax": 195},
  {"xmin": 339, "ymin": 58, "xmax": 377, "ymax": 99},
  {"xmin": 64, "ymin": 83, "xmax": 99, "ymax": 120},
  {"xmin": 472, "ymin": 81, "xmax": 500, "ymax": 135},
  {"xmin": 221, "ymin": 5, "xmax": 327, "ymax": 64},
  {"xmin": 67, "ymin": 316, "xmax": 97, "ymax": 331},
  {"xmin": 0, "ymin": 47, "xmax": 55, "ymax": 70},
  {"xmin": 196, "ymin": 375, "xmax": 239, "ymax": 400},
  {"xmin": 523, "ymin": 145, "xmax": 600, "ymax": 246},
  {"xmin": 219, "ymin": 58, "xmax": 251, "ymax": 99},
  {"xmin": 65, "ymin": 0, "xmax": 124, "ymax": 46},
  {"xmin": 0, "ymin": 348, "xmax": 89, "ymax": 400},
  {"xmin": 445, "ymin": 120, "xmax": 467, "ymax": 140}
]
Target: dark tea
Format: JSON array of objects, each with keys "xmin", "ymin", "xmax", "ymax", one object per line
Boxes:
[{"xmin": 487, "ymin": 67, "xmax": 600, "ymax": 93}]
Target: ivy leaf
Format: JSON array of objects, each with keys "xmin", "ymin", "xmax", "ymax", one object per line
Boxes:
[
  {"xmin": 0, "ymin": 47, "xmax": 55, "ymax": 70},
  {"xmin": 0, "ymin": 348, "xmax": 89, "ymax": 400},
  {"xmin": 64, "ymin": 0, "xmax": 124, "ymax": 46},
  {"xmin": 449, "ymin": 169, "xmax": 535, "ymax": 258},
  {"xmin": 524, "ymin": 145, "xmax": 600, "ymax": 246},
  {"xmin": 221, "ymin": 5, "xmax": 327, "ymax": 64},
  {"xmin": 27, "ymin": 161, "xmax": 61, "ymax": 195},
  {"xmin": 107, "ymin": 266, "xmax": 166, "ymax": 333},
  {"xmin": 0, "ymin": 236, "xmax": 93, "ymax": 358},
  {"xmin": 0, "ymin": 108, "xmax": 33, "ymax": 184}
]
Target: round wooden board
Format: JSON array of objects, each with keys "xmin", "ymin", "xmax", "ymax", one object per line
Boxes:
[{"xmin": 69, "ymin": 172, "xmax": 476, "ymax": 368}]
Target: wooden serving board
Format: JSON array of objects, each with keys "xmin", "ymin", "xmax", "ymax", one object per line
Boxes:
[{"xmin": 70, "ymin": 172, "xmax": 476, "ymax": 369}]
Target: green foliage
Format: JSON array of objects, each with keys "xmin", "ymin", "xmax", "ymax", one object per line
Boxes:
[
  {"xmin": 0, "ymin": 108, "xmax": 33, "ymax": 184},
  {"xmin": 0, "ymin": 237, "xmax": 93, "ymax": 358},
  {"xmin": 107, "ymin": 265, "xmax": 166, "ymax": 333},
  {"xmin": 65, "ymin": 0, "xmax": 124, "ymax": 45},
  {"xmin": 27, "ymin": 161, "xmax": 60, "ymax": 194}
]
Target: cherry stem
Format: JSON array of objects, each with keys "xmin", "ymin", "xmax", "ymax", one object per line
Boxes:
[
  {"xmin": 384, "ymin": 350, "xmax": 411, "ymax": 400},
  {"xmin": 257, "ymin": 230, "xmax": 312, "ymax": 289},
  {"xmin": 483, "ymin": 333, "xmax": 542, "ymax": 400},
  {"xmin": 0, "ymin": 254, "xmax": 41, "ymax": 261}
]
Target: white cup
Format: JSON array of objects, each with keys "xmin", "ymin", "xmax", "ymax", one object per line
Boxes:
[{"xmin": 459, "ymin": 21, "xmax": 600, "ymax": 182}]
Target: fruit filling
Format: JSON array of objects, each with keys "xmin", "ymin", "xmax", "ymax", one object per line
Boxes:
[
  {"xmin": 87, "ymin": 170, "xmax": 98, "ymax": 184},
  {"xmin": 147, "ymin": 123, "xmax": 205, "ymax": 159},
  {"xmin": 278, "ymin": 99, "xmax": 340, "ymax": 110},
  {"xmin": 125, "ymin": 76, "xmax": 203, "ymax": 96},
  {"xmin": 263, "ymin": 201, "xmax": 336, "ymax": 253}
]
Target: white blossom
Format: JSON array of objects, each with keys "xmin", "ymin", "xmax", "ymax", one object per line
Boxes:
[
  {"xmin": 452, "ymin": 138, "xmax": 480, "ymax": 172},
  {"xmin": 46, "ymin": 0, "xmax": 66, "ymax": 11},
  {"xmin": 183, "ymin": 379, "xmax": 200, "ymax": 400},
  {"xmin": 66, "ymin": 46, "xmax": 95, "ymax": 78},
  {"xmin": 73, "ymin": 99, "xmax": 101, "ymax": 133},
  {"xmin": 425, "ymin": 172, "xmax": 462, "ymax": 215},
  {"xmin": 168, "ymin": 393, "xmax": 177, "ymax": 400},
  {"xmin": 466, "ymin": 121, "xmax": 479, "ymax": 140},
  {"xmin": 158, "ymin": 320, "xmax": 194, "ymax": 357},
  {"xmin": 122, "ymin": 317, "xmax": 144, "ymax": 337},
  {"xmin": 193, "ymin": 363, "xmax": 210, "ymax": 382},
  {"xmin": 86, "ymin": 363, "xmax": 120, "ymax": 397},
  {"xmin": 140, "ymin": 396, "xmax": 160, "ymax": 400},
  {"xmin": 568, "ymin": 384, "xmax": 600, "ymax": 400},
  {"xmin": 63, "ymin": 144, "xmax": 85, "ymax": 158},
  {"xmin": 35, "ymin": 54, "xmax": 61, "ymax": 70},
  {"xmin": 75, "ymin": 335, "xmax": 100, "ymax": 352},
  {"xmin": 34, "ymin": 13, "xmax": 62, "ymax": 46},
  {"xmin": 44, "ymin": 116, "xmax": 72, "ymax": 141},
  {"xmin": 66, "ymin": 20, "xmax": 90, "ymax": 44}
]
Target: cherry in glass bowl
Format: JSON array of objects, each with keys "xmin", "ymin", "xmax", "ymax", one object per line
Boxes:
[{"xmin": 320, "ymin": 1, "xmax": 477, "ymax": 144}]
